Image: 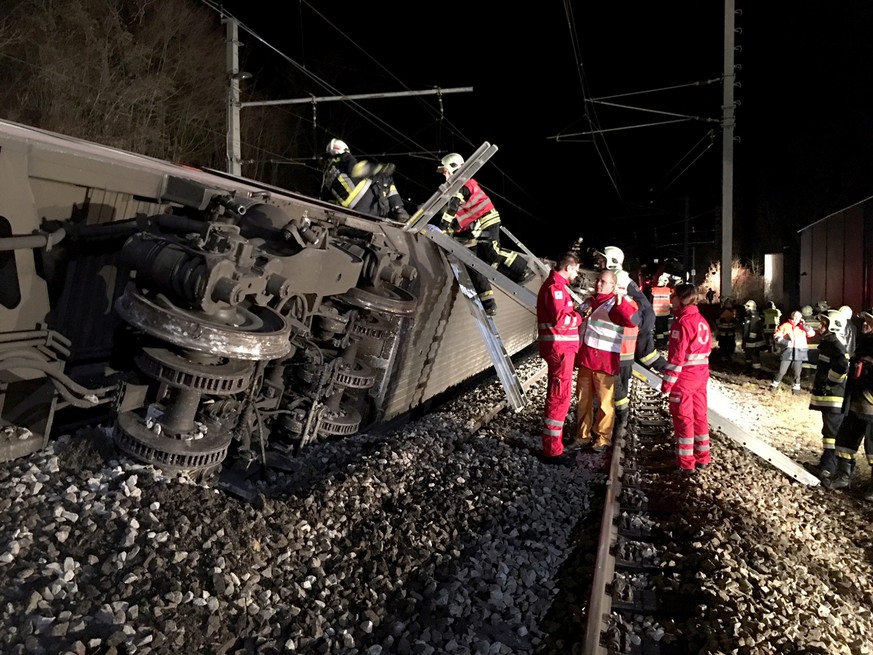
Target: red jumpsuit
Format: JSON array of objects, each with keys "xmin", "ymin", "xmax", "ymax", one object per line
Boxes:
[
  {"xmin": 662, "ymin": 303, "xmax": 712, "ymax": 470},
  {"xmin": 536, "ymin": 270, "xmax": 583, "ymax": 457}
]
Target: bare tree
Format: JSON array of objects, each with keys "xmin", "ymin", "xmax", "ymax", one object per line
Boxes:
[{"xmin": 0, "ymin": 0, "xmax": 300, "ymax": 174}]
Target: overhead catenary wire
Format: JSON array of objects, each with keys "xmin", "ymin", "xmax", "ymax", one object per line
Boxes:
[
  {"xmin": 562, "ymin": 0, "xmax": 623, "ymax": 201},
  {"xmin": 201, "ymin": 0, "xmax": 543, "ymax": 224}
]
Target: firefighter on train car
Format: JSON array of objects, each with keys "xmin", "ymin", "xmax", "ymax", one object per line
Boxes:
[
  {"xmin": 436, "ymin": 152, "xmax": 534, "ymax": 316},
  {"xmin": 321, "ymin": 138, "xmax": 409, "ymax": 221}
]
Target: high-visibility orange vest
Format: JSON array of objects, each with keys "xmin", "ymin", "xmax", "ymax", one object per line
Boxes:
[
  {"xmin": 620, "ymin": 298, "xmax": 639, "ymax": 361},
  {"xmin": 651, "ymin": 286, "xmax": 671, "ymax": 317}
]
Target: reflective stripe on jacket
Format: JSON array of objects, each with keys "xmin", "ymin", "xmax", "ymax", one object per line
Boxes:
[
  {"xmin": 809, "ymin": 335, "xmax": 849, "ymax": 412},
  {"xmin": 537, "ymin": 270, "xmax": 583, "ymax": 357},
  {"xmin": 661, "ymin": 304, "xmax": 711, "ymax": 393},
  {"xmin": 620, "ymin": 298, "xmax": 640, "ymax": 361},
  {"xmin": 651, "ymin": 286, "xmax": 671, "ymax": 317},
  {"xmin": 451, "ymin": 178, "xmax": 498, "ymax": 232},
  {"xmin": 774, "ymin": 319, "xmax": 816, "ymax": 361}
]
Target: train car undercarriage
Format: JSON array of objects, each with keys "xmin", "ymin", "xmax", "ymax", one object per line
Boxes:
[{"xmin": 0, "ymin": 119, "xmax": 542, "ymax": 487}]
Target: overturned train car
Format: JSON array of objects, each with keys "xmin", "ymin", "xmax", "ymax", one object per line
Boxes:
[{"xmin": 0, "ymin": 119, "xmax": 541, "ymax": 478}]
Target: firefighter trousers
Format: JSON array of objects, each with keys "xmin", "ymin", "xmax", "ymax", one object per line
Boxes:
[{"xmin": 834, "ymin": 412, "xmax": 873, "ymax": 468}]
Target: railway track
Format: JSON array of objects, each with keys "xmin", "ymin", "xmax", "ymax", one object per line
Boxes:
[{"xmin": 581, "ymin": 366, "xmax": 825, "ymax": 654}]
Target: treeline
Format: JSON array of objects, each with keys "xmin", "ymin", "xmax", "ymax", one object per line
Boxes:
[{"xmin": 0, "ymin": 0, "xmax": 310, "ymax": 189}]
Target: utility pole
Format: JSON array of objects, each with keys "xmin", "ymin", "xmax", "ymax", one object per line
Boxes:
[
  {"xmin": 222, "ymin": 18, "xmax": 472, "ymax": 177},
  {"xmin": 225, "ymin": 16, "xmax": 242, "ymax": 176},
  {"xmin": 721, "ymin": 0, "xmax": 736, "ymax": 299}
]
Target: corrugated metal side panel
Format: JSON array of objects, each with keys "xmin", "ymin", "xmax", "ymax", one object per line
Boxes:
[
  {"xmin": 378, "ymin": 234, "xmax": 539, "ymax": 420},
  {"xmin": 810, "ymin": 222, "xmax": 829, "ymax": 307},
  {"xmin": 377, "ymin": 239, "xmax": 458, "ymax": 419},
  {"xmin": 799, "ymin": 230, "xmax": 812, "ymax": 305},
  {"xmin": 843, "ymin": 207, "xmax": 865, "ymax": 310},
  {"xmin": 799, "ymin": 203, "xmax": 867, "ymax": 310},
  {"xmin": 825, "ymin": 212, "xmax": 845, "ymax": 305}
]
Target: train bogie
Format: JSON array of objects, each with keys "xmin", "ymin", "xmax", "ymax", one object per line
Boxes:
[{"xmin": 0, "ymin": 119, "xmax": 542, "ymax": 475}]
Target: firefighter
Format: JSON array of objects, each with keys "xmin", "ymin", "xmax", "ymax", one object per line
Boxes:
[
  {"xmin": 771, "ymin": 310, "xmax": 816, "ymax": 393},
  {"xmin": 535, "ymin": 252, "xmax": 585, "ymax": 462},
  {"xmin": 661, "ymin": 284, "xmax": 713, "ymax": 474},
  {"xmin": 602, "ymin": 246, "xmax": 624, "ymax": 273},
  {"xmin": 321, "ymin": 139, "xmax": 409, "ymax": 221},
  {"xmin": 436, "ymin": 153, "xmax": 533, "ymax": 316},
  {"xmin": 801, "ymin": 304, "xmax": 822, "ymax": 379},
  {"xmin": 741, "ymin": 300, "xmax": 767, "ymax": 376},
  {"xmin": 807, "ymin": 310, "xmax": 850, "ymax": 481},
  {"xmin": 716, "ymin": 298, "xmax": 738, "ymax": 363},
  {"xmin": 822, "ymin": 309, "xmax": 873, "ymax": 499},
  {"xmin": 839, "ymin": 305, "xmax": 857, "ymax": 355},
  {"xmin": 651, "ymin": 273, "xmax": 672, "ymax": 347},
  {"xmin": 763, "ymin": 301, "xmax": 782, "ymax": 352},
  {"xmin": 600, "ymin": 246, "xmax": 667, "ymax": 373},
  {"xmin": 613, "ymin": 271, "xmax": 639, "ymax": 440}
]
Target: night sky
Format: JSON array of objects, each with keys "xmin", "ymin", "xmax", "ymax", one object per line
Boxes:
[{"xmin": 216, "ymin": 1, "xmax": 873, "ymax": 272}]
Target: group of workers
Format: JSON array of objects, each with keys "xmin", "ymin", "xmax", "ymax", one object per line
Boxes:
[
  {"xmin": 713, "ymin": 296, "xmax": 873, "ymax": 499},
  {"xmin": 536, "ymin": 246, "xmax": 711, "ymax": 474},
  {"xmin": 320, "ymin": 139, "xmax": 871, "ymax": 497},
  {"xmin": 321, "ymin": 139, "xmax": 533, "ymax": 316}
]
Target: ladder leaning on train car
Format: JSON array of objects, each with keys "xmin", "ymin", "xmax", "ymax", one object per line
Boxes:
[{"xmin": 404, "ymin": 143, "xmax": 559, "ymax": 411}]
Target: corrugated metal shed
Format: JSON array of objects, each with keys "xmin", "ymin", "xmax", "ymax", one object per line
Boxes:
[{"xmin": 797, "ymin": 196, "xmax": 873, "ymax": 311}]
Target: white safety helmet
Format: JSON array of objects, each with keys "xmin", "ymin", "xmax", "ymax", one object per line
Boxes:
[
  {"xmin": 437, "ymin": 153, "xmax": 465, "ymax": 176},
  {"xmin": 615, "ymin": 270, "xmax": 631, "ymax": 294},
  {"xmin": 657, "ymin": 273, "xmax": 670, "ymax": 287},
  {"xmin": 326, "ymin": 138, "xmax": 349, "ymax": 155},
  {"xmin": 820, "ymin": 309, "xmax": 845, "ymax": 334},
  {"xmin": 838, "ymin": 305, "xmax": 853, "ymax": 322},
  {"xmin": 801, "ymin": 305, "xmax": 814, "ymax": 318},
  {"xmin": 814, "ymin": 300, "xmax": 829, "ymax": 313},
  {"xmin": 744, "ymin": 299, "xmax": 757, "ymax": 312},
  {"xmin": 603, "ymin": 246, "xmax": 624, "ymax": 272}
]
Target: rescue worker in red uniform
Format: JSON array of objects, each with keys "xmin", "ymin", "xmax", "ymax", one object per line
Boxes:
[
  {"xmin": 650, "ymin": 274, "xmax": 672, "ymax": 347},
  {"xmin": 536, "ymin": 252, "xmax": 584, "ymax": 462},
  {"xmin": 807, "ymin": 310, "xmax": 850, "ymax": 481},
  {"xmin": 613, "ymin": 271, "xmax": 640, "ymax": 440},
  {"xmin": 573, "ymin": 269, "xmax": 640, "ymax": 452},
  {"xmin": 661, "ymin": 284, "xmax": 712, "ymax": 474},
  {"xmin": 437, "ymin": 153, "xmax": 533, "ymax": 316}
]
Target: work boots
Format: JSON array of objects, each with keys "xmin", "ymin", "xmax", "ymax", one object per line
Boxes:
[
  {"xmin": 814, "ymin": 450, "xmax": 837, "ymax": 481},
  {"xmin": 823, "ymin": 457, "xmax": 854, "ymax": 490}
]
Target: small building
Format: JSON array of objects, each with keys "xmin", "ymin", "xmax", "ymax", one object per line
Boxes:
[{"xmin": 796, "ymin": 196, "xmax": 872, "ymax": 312}]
